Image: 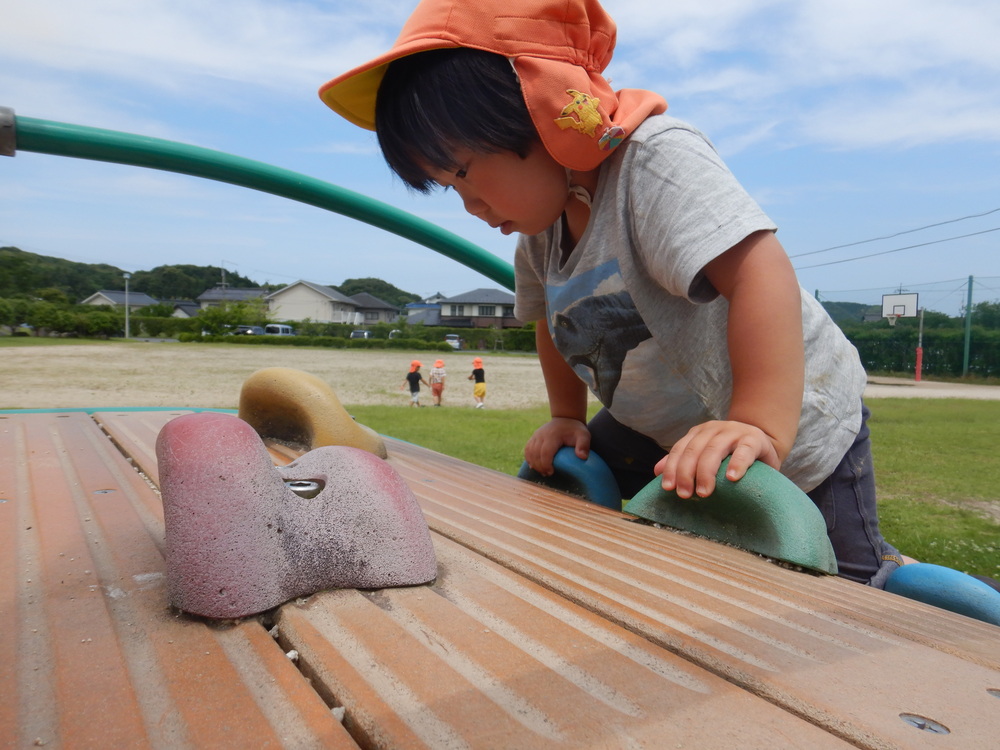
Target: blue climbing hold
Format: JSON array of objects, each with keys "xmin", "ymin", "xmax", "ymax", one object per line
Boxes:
[
  {"xmin": 885, "ymin": 563, "xmax": 1000, "ymax": 626},
  {"xmin": 517, "ymin": 447, "xmax": 622, "ymax": 510}
]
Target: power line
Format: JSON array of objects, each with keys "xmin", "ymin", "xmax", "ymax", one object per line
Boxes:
[
  {"xmin": 818, "ymin": 276, "xmax": 1000, "ymax": 295},
  {"xmin": 794, "ymin": 227, "xmax": 1000, "ymax": 270},
  {"xmin": 789, "ymin": 206, "xmax": 1000, "ymax": 259},
  {"xmin": 815, "ymin": 277, "xmax": 1000, "ymax": 314},
  {"xmin": 817, "ymin": 278, "xmax": 967, "ymax": 295}
]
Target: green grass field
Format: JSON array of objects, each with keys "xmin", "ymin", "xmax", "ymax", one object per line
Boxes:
[
  {"xmin": 349, "ymin": 399, "xmax": 1000, "ymax": 581},
  {"xmin": 867, "ymin": 399, "xmax": 1000, "ymax": 580}
]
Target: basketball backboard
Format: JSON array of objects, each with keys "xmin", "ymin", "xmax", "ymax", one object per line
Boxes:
[{"xmin": 881, "ymin": 293, "xmax": 919, "ymax": 319}]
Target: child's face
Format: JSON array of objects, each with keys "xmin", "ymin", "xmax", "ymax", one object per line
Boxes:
[{"xmin": 427, "ymin": 142, "xmax": 570, "ymax": 236}]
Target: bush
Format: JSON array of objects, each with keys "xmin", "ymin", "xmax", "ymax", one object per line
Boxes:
[{"xmin": 845, "ymin": 327, "xmax": 1000, "ymax": 377}]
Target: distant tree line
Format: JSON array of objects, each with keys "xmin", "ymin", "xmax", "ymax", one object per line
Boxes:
[
  {"xmin": 0, "ymin": 246, "xmax": 260, "ymax": 302},
  {"xmin": 0, "ymin": 246, "xmax": 422, "ymax": 308},
  {"xmin": 333, "ymin": 277, "xmax": 421, "ymax": 309},
  {"xmin": 0, "ymin": 246, "xmax": 424, "ymax": 340}
]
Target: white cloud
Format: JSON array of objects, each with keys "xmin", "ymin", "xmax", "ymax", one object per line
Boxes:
[
  {"xmin": 0, "ymin": 0, "xmax": 408, "ymax": 97},
  {"xmin": 799, "ymin": 84, "xmax": 1000, "ymax": 150},
  {"xmin": 608, "ymin": 0, "xmax": 1000, "ymax": 150},
  {"xmin": 6, "ymin": 0, "xmax": 1000, "ymax": 154}
]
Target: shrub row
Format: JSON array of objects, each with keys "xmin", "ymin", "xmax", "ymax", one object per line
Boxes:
[
  {"xmin": 180, "ymin": 333, "xmax": 453, "ymax": 352},
  {"xmin": 845, "ymin": 327, "xmax": 1000, "ymax": 377}
]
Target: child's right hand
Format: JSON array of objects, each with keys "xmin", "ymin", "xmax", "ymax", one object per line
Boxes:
[
  {"xmin": 524, "ymin": 417, "xmax": 591, "ymax": 477},
  {"xmin": 654, "ymin": 419, "xmax": 780, "ymax": 499}
]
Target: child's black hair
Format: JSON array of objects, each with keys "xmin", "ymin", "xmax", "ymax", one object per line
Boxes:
[{"xmin": 375, "ymin": 47, "xmax": 539, "ymax": 192}]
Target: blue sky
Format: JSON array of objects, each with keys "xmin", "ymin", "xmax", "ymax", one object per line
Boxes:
[{"xmin": 2, "ymin": 0, "xmax": 999, "ymax": 316}]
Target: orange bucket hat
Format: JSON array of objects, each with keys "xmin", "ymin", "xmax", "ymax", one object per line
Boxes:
[
  {"xmin": 434, "ymin": 359, "xmax": 445, "ymax": 367},
  {"xmin": 472, "ymin": 357, "xmax": 483, "ymax": 367},
  {"xmin": 410, "ymin": 360, "xmax": 422, "ymax": 372},
  {"xmin": 319, "ymin": 0, "xmax": 667, "ymax": 171}
]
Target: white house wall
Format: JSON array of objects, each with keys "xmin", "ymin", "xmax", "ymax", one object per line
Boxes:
[{"xmin": 269, "ymin": 285, "xmax": 360, "ymax": 324}]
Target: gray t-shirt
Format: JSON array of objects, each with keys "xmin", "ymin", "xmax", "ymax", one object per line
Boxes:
[{"xmin": 515, "ymin": 115, "xmax": 867, "ymax": 491}]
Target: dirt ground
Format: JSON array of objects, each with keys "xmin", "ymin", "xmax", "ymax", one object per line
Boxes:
[
  {"xmin": 864, "ymin": 375, "xmax": 1000, "ymax": 400},
  {"xmin": 0, "ymin": 342, "xmax": 552, "ymax": 410},
  {"xmin": 3, "ymin": 342, "xmax": 1000, "ymax": 411}
]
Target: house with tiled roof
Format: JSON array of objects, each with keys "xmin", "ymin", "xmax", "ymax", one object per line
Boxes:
[
  {"xmin": 264, "ymin": 281, "xmax": 361, "ymax": 324},
  {"xmin": 349, "ymin": 292, "xmax": 402, "ymax": 326},
  {"xmin": 438, "ymin": 288, "xmax": 520, "ymax": 328},
  {"xmin": 170, "ymin": 302, "xmax": 202, "ymax": 318},
  {"xmin": 80, "ymin": 289, "xmax": 159, "ymax": 312}
]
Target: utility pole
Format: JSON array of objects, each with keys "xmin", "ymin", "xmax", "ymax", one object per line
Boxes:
[{"xmin": 962, "ymin": 275, "xmax": 973, "ymax": 376}]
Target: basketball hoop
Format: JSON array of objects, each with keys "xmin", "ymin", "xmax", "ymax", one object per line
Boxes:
[{"xmin": 881, "ymin": 293, "xmax": 917, "ymax": 327}]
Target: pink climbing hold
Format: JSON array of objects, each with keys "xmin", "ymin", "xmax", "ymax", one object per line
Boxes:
[{"xmin": 157, "ymin": 411, "xmax": 437, "ymax": 619}]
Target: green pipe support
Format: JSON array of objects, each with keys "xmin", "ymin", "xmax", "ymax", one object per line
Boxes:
[{"xmin": 3, "ymin": 109, "xmax": 515, "ymax": 291}]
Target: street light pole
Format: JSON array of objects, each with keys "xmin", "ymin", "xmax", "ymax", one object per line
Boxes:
[{"xmin": 123, "ymin": 272, "xmax": 131, "ymax": 339}]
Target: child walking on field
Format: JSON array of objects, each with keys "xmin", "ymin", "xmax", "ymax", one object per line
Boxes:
[
  {"xmin": 468, "ymin": 357, "xmax": 486, "ymax": 409},
  {"xmin": 400, "ymin": 360, "xmax": 429, "ymax": 408},
  {"xmin": 428, "ymin": 359, "xmax": 447, "ymax": 406},
  {"xmin": 321, "ymin": 0, "xmax": 921, "ymax": 588}
]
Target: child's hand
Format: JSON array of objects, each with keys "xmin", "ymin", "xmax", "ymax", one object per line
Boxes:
[
  {"xmin": 653, "ymin": 420, "xmax": 780, "ymax": 499},
  {"xmin": 524, "ymin": 417, "xmax": 591, "ymax": 477}
]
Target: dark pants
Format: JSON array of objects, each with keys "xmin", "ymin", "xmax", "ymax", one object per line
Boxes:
[{"xmin": 587, "ymin": 404, "xmax": 901, "ymax": 588}]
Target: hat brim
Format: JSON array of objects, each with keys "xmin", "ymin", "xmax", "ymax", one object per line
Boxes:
[{"xmin": 319, "ymin": 37, "xmax": 458, "ymax": 131}]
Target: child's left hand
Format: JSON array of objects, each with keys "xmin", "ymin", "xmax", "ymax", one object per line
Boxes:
[{"xmin": 653, "ymin": 420, "xmax": 780, "ymax": 499}]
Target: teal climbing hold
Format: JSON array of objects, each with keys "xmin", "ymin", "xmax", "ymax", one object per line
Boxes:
[{"xmin": 624, "ymin": 458, "xmax": 838, "ymax": 575}]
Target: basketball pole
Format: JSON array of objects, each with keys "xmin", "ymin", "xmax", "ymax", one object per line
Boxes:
[{"xmin": 915, "ymin": 307, "xmax": 925, "ymax": 382}]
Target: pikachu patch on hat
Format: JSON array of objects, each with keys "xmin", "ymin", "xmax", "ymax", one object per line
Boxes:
[{"xmin": 554, "ymin": 89, "xmax": 602, "ymax": 137}]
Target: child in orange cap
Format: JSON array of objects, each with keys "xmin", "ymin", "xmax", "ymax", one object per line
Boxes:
[
  {"xmin": 400, "ymin": 360, "xmax": 429, "ymax": 407},
  {"xmin": 468, "ymin": 357, "xmax": 486, "ymax": 409},
  {"xmin": 428, "ymin": 358, "xmax": 447, "ymax": 406},
  {"xmin": 320, "ymin": 0, "xmax": 905, "ymax": 588}
]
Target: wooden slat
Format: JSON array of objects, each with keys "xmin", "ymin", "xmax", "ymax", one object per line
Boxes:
[
  {"xmin": 0, "ymin": 412, "xmax": 355, "ymax": 749},
  {"xmin": 387, "ymin": 437, "xmax": 1000, "ymax": 657},
  {"xmin": 91, "ymin": 408, "xmax": 198, "ymax": 487},
  {"xmin": 96, "ymin": 411, "xmax": 1000, "ymax": 748},
  {"xmin": 279, "ymin": 535, "xmax": 851, "ymax": 749},
  {"xmin": 382, "ymin": 438, "xmax": 1000, "ymax": 748}
]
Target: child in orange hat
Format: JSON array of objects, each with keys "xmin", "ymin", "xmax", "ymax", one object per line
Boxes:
[
  {"xmin": 400, "ymin": 360, "xmax": 429, "ymax": 407},
  {"xmin": 320, "ymin": 0, "xmax": 904, "ymax": 588},
  {"xmin": 468, "ymin": 357, "xmax": 486, "ymax": 409},
  {"xmin": 428, "ymin": 358, "xmax": 447, "ymax": 406}
]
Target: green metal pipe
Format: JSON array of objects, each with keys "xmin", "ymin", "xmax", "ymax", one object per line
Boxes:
[{"xmin": 8, "ymin": 113, "xmax": 515, "ymax": 291}]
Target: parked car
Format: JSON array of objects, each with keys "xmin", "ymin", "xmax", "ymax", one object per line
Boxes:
[
  {"xmin": 264, "ymin": 324, "xmax": 296, "ymax": 336},
  {"xmin": 349, "ymin": 330, "xmax": 371, "ymax": 339},
  {"xmin": 445, "ymin": 334, "xmax": 463, "ymax": 350},
  {"xmin": 233, "ymin": 325, "xmax": 265, "ymax": 335}
]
